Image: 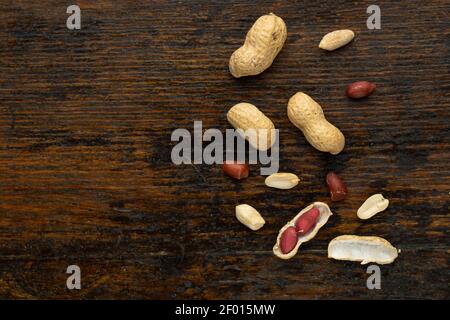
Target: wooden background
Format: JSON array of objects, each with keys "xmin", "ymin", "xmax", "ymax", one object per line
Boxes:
[{"xmin": 0, "ymin": 0, "xmax": 449, "ymax": 299}]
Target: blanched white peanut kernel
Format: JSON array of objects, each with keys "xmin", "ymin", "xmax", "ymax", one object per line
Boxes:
[
  {"xmin": 319, "ymin": 29, "xmax": 355, "ymax": 51},
  {"xmin": 265, "ymin": 173, "xmax": 300, "ymax": 189},
  {"xmin": 328, "ymin": 235, "xmax": 399, "ymax": 265},
  {"xmin": 357, "ymin": 194, "xmax": 389, "ymax": 220},
  {"xmin": 235, "ymin": 204, "xmax": 265, "ymax": 231}
]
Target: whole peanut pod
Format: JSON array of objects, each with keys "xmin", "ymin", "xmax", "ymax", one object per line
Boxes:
[
  {"xmin": 287, "ymin": 92, "xmax": 345, "ymax": 155},
  {"xmin": 227, "ymin": 102, "xmax": 276, "ymax": 151},
  {"xmin": 326, "ymin": 172, "xmax": 347, "ymax": 201},
  {"xmin": 229, "ymin": 13, "xmax": 287, "ymax": 77}
]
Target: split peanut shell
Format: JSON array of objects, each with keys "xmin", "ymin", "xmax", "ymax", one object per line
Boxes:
[
  {"xmin": 273, "ymin": 202, "xmax": 333, "ymax": 259},
  {"xmin": 328, "ymin": 235, "xmax": 399, "ymax": 265}
]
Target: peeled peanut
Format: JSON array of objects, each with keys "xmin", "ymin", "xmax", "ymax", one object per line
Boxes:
[
  {"xmin": 357, "ymin": 194, "xmax": 389, "ymax": 220},
  {"xmin": 227, "ymin": 102, "xmax": 276, "ymax": 151},
  {"xmin": 229, "ymin": 13, "xmax": 287, "ymax": 77},
  {"xmin": 287, "ymin": 92, "xmax": 345, "ymax": 154},
  {"xmin": 265, "ymin": 172, "xmax": 299, "ymax": 189},
  {"xmin": 319, "ymin": 29, "xmax": 354, "ymax": 51},
  {"xmin": 235, "ymin": 204, "xmax": 265, "ymax": 231}
]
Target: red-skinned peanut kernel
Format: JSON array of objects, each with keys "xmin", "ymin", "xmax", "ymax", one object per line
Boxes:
[
  {"xmin": 295, "ymin": 207, "xmax": 320, "ymax": 236},
  {"xmin": 326, "ymin": 172, "xmax": 348, "ymax": 201},
  {"xmin": 280, "ymin": 226, "xmax": 298, "ymax": 254},
  {"xmin": 346, "ymin": 81, "xmax": 376, "ymax": 99},
  {"xmin": 222, "ymin": 161, "xmax": 249, "ymax": 180}
]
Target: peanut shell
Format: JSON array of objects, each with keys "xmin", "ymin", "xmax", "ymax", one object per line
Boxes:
[{"xmin": 273, "ymin": 202, "xmax": 333, "ymax": 259}]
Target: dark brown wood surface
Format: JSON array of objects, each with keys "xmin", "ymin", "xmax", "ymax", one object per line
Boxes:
[{"xmin": 0, "ymin": 0, "xmax": 449, "ymax": 299}]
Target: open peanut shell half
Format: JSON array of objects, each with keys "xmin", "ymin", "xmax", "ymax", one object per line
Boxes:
[
  {"xmin": 273, "ymin": 202, "xmax": 333, "ymax": 259},
  {"xmin": 328, "ymin": 235, "xmax": 399, "ymax": 265}
]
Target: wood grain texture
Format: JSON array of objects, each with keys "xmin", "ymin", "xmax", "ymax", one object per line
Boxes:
[{"xmin": 0, "ymin": 0, "xmax": 449, "ymax": 299}]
